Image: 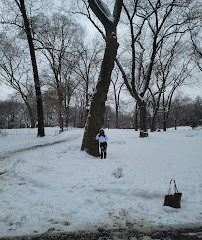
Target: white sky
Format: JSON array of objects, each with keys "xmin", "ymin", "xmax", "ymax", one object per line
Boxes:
[{"xmin": 0, "ymin": 83, "xmax": 15, "ymax": 101}]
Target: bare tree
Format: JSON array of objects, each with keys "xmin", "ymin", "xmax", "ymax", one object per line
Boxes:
[
  {"xmin": 33, "ymin": 13, "xmax": 84, "ymax": 131},
  {"xmin": 148, "ymin": 54, "xmax": 193, "ymax": 131},
  {"xmin": 189, "ymin": 28, "xmax": 202, "ymax": 71},
  {"xmin": 116, "ymin": 0, "xmax": 194, "ymax": 137},
  {"xmin": 0, "ymin": 35, "xmax": 36, "ymax": 128},
  {"xmin": 110, "ymin": 67, "xmax": 124, "ymax": 128},
  {"xmin": 74, "ymin": 39, "xmax": 103, "ymax": 122},
  {"xmin": 81, "ymin": 0, "xmax": 123, "ymax": 156},
  {"xmin": 12, "ymin": 0, "xmax": 45, "ymax": 136},
  {"xmin": 161, "ymin": 58, "xmax": 193, "ymax": 131},
  {"xmin": 148, "ymin": 33, "xmax": 187, "ymax": 132},
  {"xmin": 186, "ymin": 1, "xmax": 202, "ymax": 71},
  {"xmin": 1, "ymin": 0, "xmax": 46, "ymax": 135},
  {"xmin": 62, "ymin": 66, "xmax": 81, "ymax": 128}
]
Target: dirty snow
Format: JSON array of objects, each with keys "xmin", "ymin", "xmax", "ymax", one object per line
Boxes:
[{"xmin": 0, "ymin": 127, "xmax": 202, "ymax": 237}]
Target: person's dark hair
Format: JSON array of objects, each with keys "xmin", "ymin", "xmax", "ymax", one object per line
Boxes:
[{"xmin": 99, "ymin": 129, "xmax": 105, "ymax": 137}]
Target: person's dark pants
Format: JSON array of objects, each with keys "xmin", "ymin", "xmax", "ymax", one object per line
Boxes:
[{"xmin": 100, "ymin": 142, "xmax": 107, "ymax": 159}]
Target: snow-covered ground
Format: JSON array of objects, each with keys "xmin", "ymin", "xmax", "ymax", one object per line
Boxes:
[{"xmin": 0, "ymin": 127, "xmax": 202, "ymax": 237}]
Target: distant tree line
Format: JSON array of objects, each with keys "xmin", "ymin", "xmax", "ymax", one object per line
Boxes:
[{"xmin": 0, "ymin": 95, "xmax": 201, "ymax": 130}]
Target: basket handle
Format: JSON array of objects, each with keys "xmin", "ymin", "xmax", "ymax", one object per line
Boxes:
[{"xmin": 168, "ymin": 178, "xmax": 179, "ymax": 195}]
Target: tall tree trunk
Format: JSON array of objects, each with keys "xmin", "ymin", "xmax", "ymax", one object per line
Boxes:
[
  {"xmin": 163, "ymin": 111, "xmax": 167, "ymax": 131},
  {"xmin": 174, "ymin": 119, "xmax": 177, "ymax": 130},
  {"xmin": 65, "ymin": 105, "xmax": 70, "ymax": 128},
  {"xmin": 150, "ymin": 116, "xmax": 156, "ymax": 132},
  {"xmin": 54, "ymin": 72, "xmax": 63, "ymax": 130},
  {"xmin": 139, "ymin": 101, "xmax": 148, "ymax": 137},
  {"xmin": 81, "ymin": 30, "xmax": 119, "ymax": 156},
  {"xmin": 115, "ymin": 103, "xmax": 119, "ymax": 129},
  {"xmin": 162, "ymin": 92, "xmax": 166, "ymax": 131},
  {"xmin": 134, "ymin": 103, "xmax": 139, "ymax": 131},
  {"xmin": 81, "ymin": 0, "xmax": 123, "ymax": 156},
  {"xmin": 18, "ymin": 0, "xmax": 45, "ymax": 136},
  {"xmin": 85, "ymin": 83, "xmax": 89, "ymax": 123},
  {"xmin": 59, "ymin": 102, "xmax": 63, "ymax": 130}
]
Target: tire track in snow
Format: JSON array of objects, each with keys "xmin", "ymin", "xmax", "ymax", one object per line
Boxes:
[{"xmin": 0, "ymin": 133, "xmax": 81, "ymax": 162}]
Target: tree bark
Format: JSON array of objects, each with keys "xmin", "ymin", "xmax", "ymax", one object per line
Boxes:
[
  {"xmin": 56, "ymin": 81, "xmax": 63, "ymax": 130},
  {"xmin": 134, "ymin": 104, "xmax": 139, "ymax": 131},
  {"xmin": 115, "ymin": 103, "xmax": 119, "ymax": 129},
  {"xmin": 163, "ymin": 111, "xmax": 167, "ymax": 131},
  {"xmin": 150, "ymin": 115, "xmax": 156, "ymax": 132},
  {"xmin": 139, "ymin": 101, "xmax": 148, "ymax": 137},
  {"xmin": 174, "ymin": 119, "xmax": 177, "ymax": 130},
  {"xmin": 18, "ymin": 0, "xmax": 45, "ymax": 136}
]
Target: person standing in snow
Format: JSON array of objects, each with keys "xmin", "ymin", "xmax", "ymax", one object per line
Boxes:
[{"xmin": 96, "ymin": 128, "xmax": 108, "ymax": 159}]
